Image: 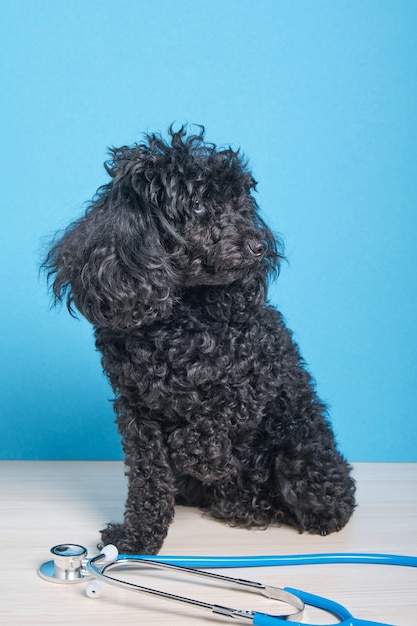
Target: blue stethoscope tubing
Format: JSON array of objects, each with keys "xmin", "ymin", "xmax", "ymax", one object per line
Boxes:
[
  {"xmin": 253, "ymin": 587, "xmax": 391, "ymax": 625},
  {"xmin": 119, "ymin": 551, "xmax": 417, "ymax": 569},
  {"xmin": 252, "ymin": 588, "xmax": 390, "ymax": 625}
]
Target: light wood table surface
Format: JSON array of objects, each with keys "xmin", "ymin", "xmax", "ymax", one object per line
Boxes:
[{"xmin": 1, "ymin": 462, "xmax": 416, "ymax": 625}]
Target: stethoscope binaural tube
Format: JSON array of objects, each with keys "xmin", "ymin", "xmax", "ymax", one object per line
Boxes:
[{"xmin": 86, "ymin": 546, "xmax": 306, "ymax": 623}]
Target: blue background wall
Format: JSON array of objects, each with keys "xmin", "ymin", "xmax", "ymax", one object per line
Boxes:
[{"xmin": 1, "ymin": 1, "xmax": 416, "ymax": 461}]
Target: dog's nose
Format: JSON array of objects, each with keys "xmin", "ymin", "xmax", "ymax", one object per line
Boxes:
[{"xmin": 247, "ymin": 240, "xmax": 265, "ymax": 258}]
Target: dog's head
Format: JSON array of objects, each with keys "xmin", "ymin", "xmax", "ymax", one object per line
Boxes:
[{"xmin": 44, "ymin": 126, "xmax": 283, "ymax": 329}]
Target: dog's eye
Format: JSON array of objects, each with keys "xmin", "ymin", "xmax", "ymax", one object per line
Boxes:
[{"xmin": 193, "ymin": 201, "xmax": 205, "ymax": 215}]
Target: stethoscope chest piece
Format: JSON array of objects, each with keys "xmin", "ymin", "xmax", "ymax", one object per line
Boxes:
[{"xmin": 38, "ymin": 544, "xmax": 92, "ymax": 584}]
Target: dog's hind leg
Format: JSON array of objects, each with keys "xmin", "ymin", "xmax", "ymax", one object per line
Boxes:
[{"xmin": 271, "ymin": 442, "xmax": 356, "ymax": 536}]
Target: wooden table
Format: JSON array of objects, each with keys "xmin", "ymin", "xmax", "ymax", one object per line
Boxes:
[{"xmin": 1, "ymin": 462, "xmax": 416, "ymax": 625}]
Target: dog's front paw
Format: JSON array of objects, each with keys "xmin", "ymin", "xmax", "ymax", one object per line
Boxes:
[
  {"xmin": 99, "ymin": 522, "xmax": 130, "ymax": 552},
  {"xmin": 99, "ymin": 522, "xmax": 150, "ymax": 555}
]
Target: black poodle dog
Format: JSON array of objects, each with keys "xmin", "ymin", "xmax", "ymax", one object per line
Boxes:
[{"xmin": 44, "ymin": 126, "xmax": 355, "ymax": 554}]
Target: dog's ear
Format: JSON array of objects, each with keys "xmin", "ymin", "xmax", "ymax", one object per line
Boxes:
[{"xmin": 43, "ymin": 179, "xmax": 182, "ymax": 330}]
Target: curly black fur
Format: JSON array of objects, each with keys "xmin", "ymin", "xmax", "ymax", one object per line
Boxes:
[{"xmin": 43, "ymin": 125, "xmax": 355, "ymax": 554}]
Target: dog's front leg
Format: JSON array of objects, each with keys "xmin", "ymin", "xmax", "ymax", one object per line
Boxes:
[{"xmin": 101, "ymin": 419, "xmax": 176, "ymax": 554}]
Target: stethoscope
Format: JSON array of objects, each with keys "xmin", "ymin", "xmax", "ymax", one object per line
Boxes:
[{"xmin": 38, "ymin": 543, "xmax": 417, "ymax": 625}]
